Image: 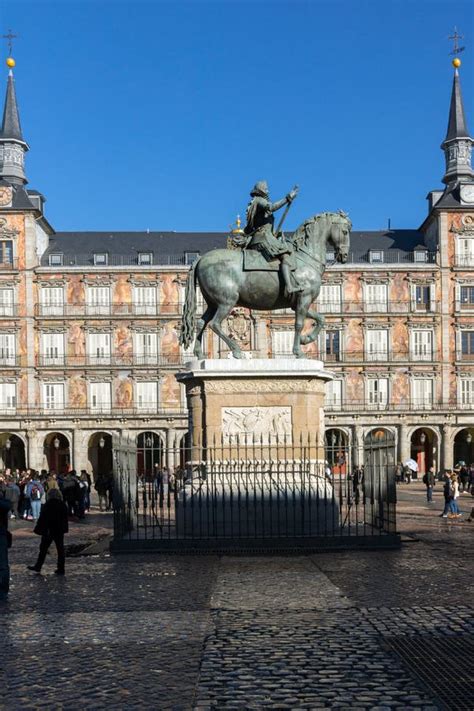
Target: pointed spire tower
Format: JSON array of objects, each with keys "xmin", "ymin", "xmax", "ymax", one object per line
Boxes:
[
  {"xmin": 441, "ymin": 57, "xmax": 473, "ymax": 186},
  {"xmin": 0, "ymin": 56, "xmax": 29, "ymax": 185}
]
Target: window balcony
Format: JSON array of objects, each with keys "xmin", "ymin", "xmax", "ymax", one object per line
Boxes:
[
  {"xmin": 35, "ymin": 353, "xmax": 186, "ymax": 368},
  {"xmin": 35, "ymin": 302, "xmax": 184, "ymax": 318},
  {"xmin": 0, "ymin": 355, "xmax": 20, "ymax": 366}
]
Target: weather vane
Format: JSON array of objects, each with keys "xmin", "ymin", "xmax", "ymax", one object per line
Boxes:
[
  {"xmin": 2, "ymin": 29, "xmax": 17, "ymax": 56},
  {"xmin": 448, "ymin": 27, "xmax": 465, "ymax": 56}
]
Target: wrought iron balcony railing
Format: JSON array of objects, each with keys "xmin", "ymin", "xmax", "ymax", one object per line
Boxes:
[{"xmin": 36, "ymin": 353, "xmax": 187, "ymax": 367}]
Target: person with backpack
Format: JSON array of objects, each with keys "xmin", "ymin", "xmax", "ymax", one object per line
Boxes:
[
  {"xmin": 26, "ymin": 473, "xmax": 45, "ymax": 521},
  {"xmin": 27, "ymin": 488, "xmax": 69, "ymax": 576},
  {"xmin": 422, "ymin": 466, "xmax": 436, "ymax": 502}
]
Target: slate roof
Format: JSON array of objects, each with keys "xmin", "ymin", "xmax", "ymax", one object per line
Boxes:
[{"xmin": 40, "ymin": 228, "xmax": 429, "ymax": 267}]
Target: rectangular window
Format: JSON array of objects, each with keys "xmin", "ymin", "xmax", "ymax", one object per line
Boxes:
[
  {"xmin": 42, "ymin": 382, "xmax": 65, "ymax": 411},
  {"xmin": 412, "ymin": 378, "xmax": 433, "ymax": 409},
  {"xmin": 0, "ymin": 288, "xmax": 14, "ymax": 316},
  {"xmin": 460, "ymin": 286, "xmax": 474, "ymax": 309},
  {"xmin": 272, "ymin": 330, "xmax": 293, "ymax": 357},
  {"xmin": 461, "ymin": 331, "xmax": 474, "ymax": 360},
  {"xmin": 365, "ymin": 284, "xmax": 388, "ymax": 313},
  {"xmin": 457, "ymin": 237, "xmax": 474, "ymax": 267},
  {"xmin": 134, "ymin": 332, "xmax": 158, "ymax": 365},
  {"xmin": 0, "ymin": 240, "xmax": 13, "ymax": 266},
  {"xmin": 87, "ymin": 333, "xmax": 111, "ymax": 365},
  {"xmin": 325, "ymin": 380, "xmax": 342, "ymax": 409},
  {"xmin": 90, "ymin": 382, "xmax": 111, "ymax": 413},
  {"xmin": 136, "ymin": 381, "xmax": 158, "ymax": 412},
  {"xmin": 325, "ymin": 330, "xmax": 340, "ymax": 361},
  {"xmin": 368, "ymin": 378, "xmax": 388, "ymax": 409},
  {"xmin": 366, "ymin": 329, "xmax": 388, "ymax": 361},
  {"xmin": 319, "ymin": 284, "xmax": 341, "ymax": 313},
  {"xmin": 93, "ymin": 253, "xmax": 108, "ymax": 266},
  {"xmin": 325, "ymin": 251, "xmax": 335, "ymax": 264},
  {"xmin": 0, "ymin": 382, "xmax": 16, "ymax": 412},
  {"xmin": 460, "ymin": 379, "xmax": 474, "ymax": 406},
  {"xmin": 414, "ymin": 285, "xmax": 431, "ymax": 311},
  {"xmin": 133, "ymin": 285, "xmax": 157, "ymax": 315},
  {"xmin": 40, "ymin": 286, "xmax": 64, "ymax": 316},
  {"xmin": 86, "ymin": 286, "xmax": 110, "ymax": 315},
  {"xmin": 138, "ymin": 252, "xmax": 153, "ymax": 265},
  {"xmin": 0, "ymin": 333, "xmax": 15, "ymax": 365},
  {"xmin": 410, "ymin": 330, "xmax": 433, "ymax": 361},
  {"xmin": 48, "ymin": 253, "xmax": 63, "ymax": 267},
  {"xmin": 40, "ymin": 333, "xmax": 64, "ymax": 365}
]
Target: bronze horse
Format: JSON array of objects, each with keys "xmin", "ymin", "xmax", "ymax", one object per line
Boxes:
[{"xmin": 179, "ymin": 211, "xmax": 351, "ymax": 359}]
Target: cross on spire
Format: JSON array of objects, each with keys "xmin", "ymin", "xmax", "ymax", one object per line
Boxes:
[{"xmin": 448, "ymin": 26, "xmax": 465, "ymax": 56}]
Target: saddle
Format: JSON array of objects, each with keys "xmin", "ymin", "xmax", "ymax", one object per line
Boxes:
[{"xmin": 242, "ymin": 250, "xmax": 297, "ymax": 272}]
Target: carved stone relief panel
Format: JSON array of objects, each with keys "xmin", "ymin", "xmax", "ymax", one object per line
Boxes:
[{"xmin": 221, "ymin": 406, "xmax": 292, "ymax": 443}]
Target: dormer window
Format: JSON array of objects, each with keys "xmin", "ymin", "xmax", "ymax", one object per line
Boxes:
[
  {"xmin": 369, "ymin": 250, "xmax": 384, "ymax": 264},
  {"xmin": 185, "ymin": 252, "xmax": 199, "ymax": 265},
  {"xmin": 49, "ymin": 253, "xmax": 63, "ymax": 267},
  {"xmin": 138, "ymin": 252, "xmax": 153, "ymax": 266},
  {"xmin": 414, "ymin": 249, "xmax": 428, "ymax": 263},
  {"xmin": 94, "ymin": 252, "xmax": 108, "ymax": 266}
]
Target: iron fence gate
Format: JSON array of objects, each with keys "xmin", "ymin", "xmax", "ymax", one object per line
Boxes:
[{"xmin": 112, "ymin": 434, "xmax": 399, "ymax": 552}]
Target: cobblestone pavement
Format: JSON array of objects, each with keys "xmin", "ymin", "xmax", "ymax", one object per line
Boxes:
[{"xmin": 1, "ymin": 484, "xmax": 472, "ymax": 710}]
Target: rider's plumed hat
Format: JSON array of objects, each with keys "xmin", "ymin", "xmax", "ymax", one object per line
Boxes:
[{"xmin": 250, "ymin": 181, "xmax": 269, "ymax": 198}]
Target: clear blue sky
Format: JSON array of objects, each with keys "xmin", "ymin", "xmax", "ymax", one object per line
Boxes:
[{"xmin": 1, "ymin": 0, "xmax": 473, "ymax": 232}]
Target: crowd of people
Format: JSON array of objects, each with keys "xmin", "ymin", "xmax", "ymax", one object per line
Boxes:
[{"xmin": 0, "ymin": 468, "xmax": 114, "ymax": 522}]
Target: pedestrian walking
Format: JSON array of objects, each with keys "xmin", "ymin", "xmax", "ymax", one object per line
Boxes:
[
  {"xmin": 448, "ymin": 473, "xmax": 462, "ymax": 518},
  {"xmin": 27, "ymin": 489, "xmax": 69, "ymax": 576},
  {"xmin": 422, "ymin": 466, "xmax": 436, "ymax": 503},
  {"xmin": 439, "ymin": 470, "xmax": 453, "ymax": 518}
]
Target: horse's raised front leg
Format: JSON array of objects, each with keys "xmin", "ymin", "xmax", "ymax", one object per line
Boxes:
[
  {"xmin": 209, "ymin": 303, "xmax": 242, "ymax": 358},
  {"xmin": 194, "ymin": 304, "xmax": 216, "ymax": 359},
  {"xmin": 300, "ymin": 308, "xmax": 325, "ymax": 346},
  {"xmin": 293, "ymin": 295, "xmax": 313, "ymax": 358}
]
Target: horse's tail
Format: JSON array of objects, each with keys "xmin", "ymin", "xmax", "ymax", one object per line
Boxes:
[{"xmin": 179, "ymin": 258, "xmax": 199, "ymax": 349}]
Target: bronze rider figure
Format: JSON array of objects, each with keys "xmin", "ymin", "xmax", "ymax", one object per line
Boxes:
[{"xmin": 244, "ymin": 181, "xmax": 302, "ymax": 294}]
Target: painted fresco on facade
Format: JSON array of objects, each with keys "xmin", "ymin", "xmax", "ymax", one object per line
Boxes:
[
  {"xmin": 114, "ymin": 325, "xmax": 132, "ymax": 359},
  {"xmin": 68, "ymin": 323, "xmax": 86, "ymax": 357},
  {"xmin": 116, "ymin": 377, "xmax": 133, "ymax": 408},
  {"xmin": 69, "ymin": 376, "xmax": 87, "ymax": 408},
  {"xmin": 161, "ymin": 321, "xmax": 181, "ymax": 363},
  {"xmin": 159, "ymin": 274, "xmax": 180, "ymax": 314},
  {"xmin": 67, "ymin": 275, "xmax": 85, "ymax": 304},
  {"xmin": 161, "ymin": 372, "xmax": 181, "ymax": 408}
]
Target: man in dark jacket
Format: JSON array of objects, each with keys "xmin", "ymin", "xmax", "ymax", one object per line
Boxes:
[
  {"xmin": 422, "ymin": 466, "xmax": 436, "ymax": 502},
  {"xmin": 27, "ymin": 489, "xmax": 69, "ymax": 575}
]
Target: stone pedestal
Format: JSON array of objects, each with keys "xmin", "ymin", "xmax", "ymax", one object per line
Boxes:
[
  {"xmin": 176, "ymin": 358, "xmax": 333, "ymax": 459},
  {"xmin": 175, "ymin": 358, "xmax": 336, "ymax": 537}
]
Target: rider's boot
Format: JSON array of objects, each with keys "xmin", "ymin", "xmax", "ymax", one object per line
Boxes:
[{"xmin": 281, "ymin": 263, "xmax": 303, "ymax": 294}]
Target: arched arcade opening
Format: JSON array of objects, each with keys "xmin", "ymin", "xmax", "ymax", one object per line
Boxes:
[
  {"xmin": 410, "ymin": 427, "xmax": 438, "ymax": 477},
  {"xmin": 0, "ymin": 433, "xmax": 26, "ymax": 471},
  {"xmin": 453, "ymin": 428, "xmax": 474, "ymax": 469},
  {"xmin": 88, "ymin": 432, "xmax": 113, "ymax": 481},
  {"xmin": 43, "ymin": 432, "xmax": 70, "ymax": 474}
]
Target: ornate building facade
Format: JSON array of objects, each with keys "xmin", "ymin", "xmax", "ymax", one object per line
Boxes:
[{"xmin": 0, "ymin": 63, "xmax": 473, "ymax": 477}]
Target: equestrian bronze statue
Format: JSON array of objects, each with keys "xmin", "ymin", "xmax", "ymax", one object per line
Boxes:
[{"xmin": 179, "ymin": 182, "xmax": 351, "ymax": 359}]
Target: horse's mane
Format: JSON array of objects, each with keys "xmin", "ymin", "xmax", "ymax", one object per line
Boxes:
[{"xmin": 290, "ymin": 211, "xmax": 350, "ymax": 249}]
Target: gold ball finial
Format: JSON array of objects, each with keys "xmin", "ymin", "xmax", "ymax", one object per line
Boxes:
[
  {"xmin": 452, "ymin": 57, "xmax": 461, "ymax": 69},
  {"xmin": 6, "ymin": 57, "xmax": 15, "ymax": 68}
]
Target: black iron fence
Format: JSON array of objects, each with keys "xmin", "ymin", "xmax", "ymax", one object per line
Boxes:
[{"xmin": 112, "ymin": 433, "xmax": 399, "ymax": 552}]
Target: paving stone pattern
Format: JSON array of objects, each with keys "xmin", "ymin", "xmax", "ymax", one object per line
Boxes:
[{"xmin": 1, "ymin": 484, "xmax": 472, "ymax": 709}]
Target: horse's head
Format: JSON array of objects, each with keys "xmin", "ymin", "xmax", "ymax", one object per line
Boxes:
[{"xmin": 328, "ymin": 210, "xmax": 351, "ymax": 263}]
